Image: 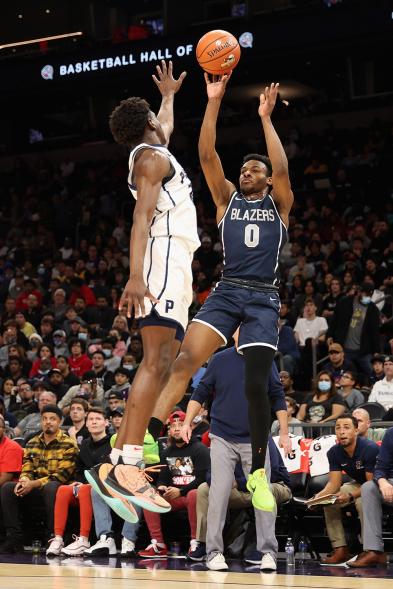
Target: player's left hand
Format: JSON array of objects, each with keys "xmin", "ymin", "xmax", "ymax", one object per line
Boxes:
[
  {"xmin": 278, "ymin": 433, "xmax": 292, "ymax": 457},
  {"xmin": 258, "ymin": 83, "xmax": 280, "ymax": 118},
  {"xmin": 153, "ymin": 60, "xmax": 186, "ymax": 95}
]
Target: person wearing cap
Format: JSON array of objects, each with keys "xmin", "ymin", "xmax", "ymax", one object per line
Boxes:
[
  {"xmin": 137, "ymin": 410, "xmax": 210, "ymax": 559},
  {"xmin": 14, "ymin": 391, "xmax": 58, "ymax": 440},
  {"xmin": 0, "ymin": 404, "xmax": 78, "ymax": 553},
  {"xmin": 67, "ymin": 338, "xmax": 93, "ymax": 379},
  {"xmin": 106, "ymin": 391, "xmax": 125, "ymax": 415},
  {"xmin": 323, "ymin": 343, "xmax": 356, "ymax": 384},
  {"xmin": 52, "ymin": 329, "xmax": 69, "ymax": 358},
  {"xmin": 109, "ymin": 406, "xmax": 124, "ymax": 434},
  {"xmin": 26, "ymin": 332, "xmax": 43, "ymax": 362},
  {"xmin": 45, "ymin": 368, "xmax": 69, "ymax": 402},
  {"xmin": 68, "ymin": 316, "xmax": 86, "ymax": 340},
  {"xmin": 327, "ymin": 283, "xmax": 381, "ymax": 381},
  {"xmin": 47, "ymin": 288, "xmax": 68, "ymax": 322},
  {"xmin": 368, "ymin": 356, "xmax": 393, "ymax": 414},
  {"xmin": 104, "ymin": 368, "xmax": 131, "ymax": 404},
  {"xmin": 370, "ymin": 354, "xmax": 385, "ymax": 385}
]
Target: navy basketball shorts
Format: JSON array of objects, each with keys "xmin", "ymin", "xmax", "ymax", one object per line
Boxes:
[{"xmin": 193, "ymin": 281, "xmax": 280, "ymax": 351}]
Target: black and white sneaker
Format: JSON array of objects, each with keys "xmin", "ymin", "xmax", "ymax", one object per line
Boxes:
[{"xmin": 84, "ymin": 534, "xmax": 116, "ymax": 556}]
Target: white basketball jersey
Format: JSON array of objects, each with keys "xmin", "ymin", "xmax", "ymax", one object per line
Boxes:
[{"xmin": 128, "ymin": 143, "xmax": 200, "ymax": 253}]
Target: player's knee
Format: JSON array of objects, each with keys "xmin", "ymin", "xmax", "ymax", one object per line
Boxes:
[{"xmin": 171, "ymin": 348, "xmax": 196, "ymax": 379}]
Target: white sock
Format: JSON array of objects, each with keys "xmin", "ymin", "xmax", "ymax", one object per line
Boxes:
[
  {"xmin": 122, "ymin": 444, "xmax": 143, "ymax": 465},
  {"xmin": 54, "ymin": 535, "xmax": 63, "ymax": 542},
  {"xmin": 110, "ymin": 448, "xmax": 123, "ymax": 465}
]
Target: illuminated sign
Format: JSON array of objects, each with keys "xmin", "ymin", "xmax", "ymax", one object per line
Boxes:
[{"xmin": 44, "ymin": 44, "xmax": 194, "ymax": 79}]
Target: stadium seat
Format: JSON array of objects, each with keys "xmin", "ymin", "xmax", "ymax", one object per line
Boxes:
[{"xmin": 356, "ymin": 402, "xmax": 386, "ymax": 421}]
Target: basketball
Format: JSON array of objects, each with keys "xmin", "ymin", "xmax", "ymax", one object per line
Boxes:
[{"xmin": 196, "ymin": 30, "xmax": 241, "ymax": 76}]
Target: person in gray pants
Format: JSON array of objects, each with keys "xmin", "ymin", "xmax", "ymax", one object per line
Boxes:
[
  {"xmin": 348, "ymin": 426, "xmax": 393, "ymax": 568},
  {"xmin": 181, "ymin": 329, "xmax": 290, "ymax": 572}
]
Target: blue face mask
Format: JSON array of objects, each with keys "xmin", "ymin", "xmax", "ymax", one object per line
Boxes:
[
  {"xmin": 318, "ymin": 381, "xmax": 331, "ymax": 392},
  {"xmin": 361, "ymin": 296, "xmax": 371, "ymax": 305},
  {"xmin": 78, "ymin": 333, "xmax": 88, "ymax": 341}
]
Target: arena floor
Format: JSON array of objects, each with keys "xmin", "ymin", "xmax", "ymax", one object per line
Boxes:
[{"xmin": 0, "ymin": 554, "xmax": 392, "ymax": 589}]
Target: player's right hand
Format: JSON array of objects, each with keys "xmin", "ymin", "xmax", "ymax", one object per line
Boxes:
[
  {"xmin": 204, "ymin": 72, "xmax": 232, "ymax": 100},
  {"xmin": 181, "ymin": 423, "xmax": 192, "ymax": 443},
  {"xmin": 119, "ymin": 277, "xmax": 159, "ymax": 318}
]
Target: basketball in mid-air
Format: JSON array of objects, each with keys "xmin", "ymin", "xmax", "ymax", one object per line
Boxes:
[{"xmin": 196, "ymin": 30, "xmax": 241, "ymax": 76}]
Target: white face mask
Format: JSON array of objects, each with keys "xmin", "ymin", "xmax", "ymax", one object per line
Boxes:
[
  {"xmin": 122, "ymin": 364, "xmax": 134, "ymax": 370},
  {"xmin": 102, "ymin": 349, "xmax": 112, "ymax": 358}
]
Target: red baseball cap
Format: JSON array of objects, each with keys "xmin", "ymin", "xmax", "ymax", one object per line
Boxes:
[{"xmin": 169, "ymin": 410, "xmax": 186, "ymax": 424}]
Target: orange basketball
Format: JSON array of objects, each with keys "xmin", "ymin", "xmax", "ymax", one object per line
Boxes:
[{"xmin": 196, "ymin": 30, "xmax": 241, "ymax": 76}]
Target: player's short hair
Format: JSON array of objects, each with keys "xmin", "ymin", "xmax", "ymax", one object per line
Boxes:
[
  {"xmin": 109, "ymin": 97, "xmax": 151, "ymax": 146},
  {"xmin": 242, "ymin": 154, "xmax": 272, "ymax": 176},
  {"xmin": 336, "ymin": 413, "xmax": 358, "ymax": 429}
]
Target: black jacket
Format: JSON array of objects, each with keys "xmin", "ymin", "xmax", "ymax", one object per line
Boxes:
[
  {"xmin": 327, "ymin": 295, "xmax": 380, "ymax": 355},
  {"xmin": 75, "ymin": 434, "xmax": 112, "ymax": 482}
]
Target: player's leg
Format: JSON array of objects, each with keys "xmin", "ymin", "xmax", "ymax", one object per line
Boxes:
[
  {"xmin": 114, "ymin": 324, "xmax": 179, "ymax": 456},
  {"xmin": 149, "ymin": 321, "xmax": 224, "ymax": 426},
  {"xmin": 101, "ymin": 322, "xmax": 223, "ymax": 512},
  {"xmin": 240, "ymin": 291, "xmax": 280, "ymax": 512}
]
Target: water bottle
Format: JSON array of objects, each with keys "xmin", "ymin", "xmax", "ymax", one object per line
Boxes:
[
  {"xmin": 285, "ymin": 537, "xmax": 295, "ymax": 567},
  {"xmin": 298, "ymin": 537, "xmax": 308, "ymax": 564}
]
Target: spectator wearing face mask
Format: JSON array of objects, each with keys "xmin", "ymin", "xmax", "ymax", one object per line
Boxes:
[
  {"xmin": 101, "ymin": 338, "xmax": 121, "ymax": 372},
  {"xmin": 297, "ymin": 371, "xmax": 346, "ymax": 424},
  {"xmin": 52, "ymin": 330, "xmax": 69, "ymax": 358},
  {"xmin": 28, "ymin": 344, "xmax": 57, "ymax": 378}
]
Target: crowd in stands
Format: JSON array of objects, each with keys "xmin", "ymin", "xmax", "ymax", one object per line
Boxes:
[{"xmin": 0, "ymin": 110, "xmax": 393, "ymax": 564}]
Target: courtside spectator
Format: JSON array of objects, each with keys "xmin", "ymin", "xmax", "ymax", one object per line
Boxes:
[
  {"xmin": 0, "ymin": 414, "xmax": 23, "ymax": 488},
  {"xmin": 348, "ymin": 427, "xmax": 393, "ymax": 568},
  {"xmin": 352, "ymin": 408, "xmax": 386, "ymax": 442},
  {"xmin": 0, "ymin": 405, "xmax": 78, "ymax": 553},
  {"xmin": 138, "ymin": 411, "xmax": 210, "ymax": 558},
  {"xmin": 316, "ymin": 414, "xmax": 379, "ymax": 565},
  {"xmin": 47, "ymin": 408, "xmax": 111, "ymax": 556}
]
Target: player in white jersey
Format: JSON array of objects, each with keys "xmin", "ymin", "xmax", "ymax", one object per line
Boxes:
[{"xmin": 85, "ymin": 61, "xmax": 199, "ymax": 515}]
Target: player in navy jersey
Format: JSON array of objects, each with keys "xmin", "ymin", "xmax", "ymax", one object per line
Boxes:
[
  {"xmin": 85, "ymin": 62, "xmax": 201, "ymax": 517},
  {"xmin": 150, "ymin": 75, "xmax": 294, "ymax": 511}
]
